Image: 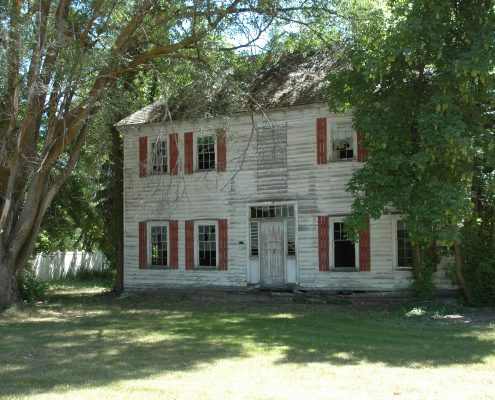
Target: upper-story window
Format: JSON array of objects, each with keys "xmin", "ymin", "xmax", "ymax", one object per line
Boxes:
[
  {"xmin": 397, "ymin": 220, "xmax": 413, "ymax": 269},
  {"xmin": 331, "ymin": 122, "xmax": 354, "ymax": 161},
  {"xmin": 151, "ymin": 138, "xmax": 168, "ymax": 173},
  {"xmin": 197, "ymin": 135, "xmax": 216, "ymax": 171}
]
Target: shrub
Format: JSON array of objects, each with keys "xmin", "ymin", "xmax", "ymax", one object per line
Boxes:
[
  {"xmin": 456, "ymin": 222, "xmax": 495, "ymax": 305},
  {"xmin": 18, "ymin": 265, "xmax": 48, "ymax": 303},
  {"xmin": 69, "ymin": 267, "xmax": 115, "ymax": 284}
]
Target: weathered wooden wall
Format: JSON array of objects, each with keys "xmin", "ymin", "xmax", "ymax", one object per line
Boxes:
[{"xmin": 121, "ymin": 103, "xmax": 455, "ymax": 292}]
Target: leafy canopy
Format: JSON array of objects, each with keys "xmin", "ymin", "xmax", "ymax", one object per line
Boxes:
[{"xmin": 326, "ymin": 0, "xmax": 495, "ymax": 247}]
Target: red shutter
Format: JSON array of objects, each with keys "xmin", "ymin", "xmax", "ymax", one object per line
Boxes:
[
  {"xmin": 184, "ymin": 132, "xmax": 193, "ymax": 175},
  {"xmin": 169, "ymin": 220, "xmax": 178, "ymax": 269},
  {"xmin": 359, "ymin": 219, "xmax": 370, "ymax": 271},
  {"xmin": 357, "ymin": 132, "xmax": 367, "ymax": 162},
  {"xmin": 185, "ymin": 220, "xmax": 195, "ymax": 270},
  {"xmin": 316, "ymin": 117, "xmax": 327, "ymax": 165},
  {"xmin": 139, "ymin": 137, "xmax": 147, "ymax": 177},
  {"xmin": 318, "ymin": 216, "xmax": 329, "ymax": 272},
  {"xmin": 169, "ymin": 133, "xmax": 178, "ymax": 175},
  {"xmin": 218, "ymin": 219, "xmax": 228, "ymax": 270},
  {"xmin": 217, "ymin": 129, "xmax": 227, "ymax": 172},
  {"xmin": 139, "ymin": 221, "xmax": 147, "ymax": 269}
]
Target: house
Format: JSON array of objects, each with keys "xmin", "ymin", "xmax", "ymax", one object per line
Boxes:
[{"xmin": 117, "ymin": 52, "xmax": 453, "ymax": 292}]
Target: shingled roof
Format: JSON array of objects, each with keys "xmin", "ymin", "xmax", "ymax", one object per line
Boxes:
[{"xmin": 117, "ymin": 50, "xmax": 340, "ymax": 126}]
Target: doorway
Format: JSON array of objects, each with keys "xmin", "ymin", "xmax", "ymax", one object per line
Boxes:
[{"xmin": 260, "ymin": 221, "xmax": 285, "ymax": 286}]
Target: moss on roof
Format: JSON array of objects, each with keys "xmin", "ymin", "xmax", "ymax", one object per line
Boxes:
[{"xmin": 117, "ymin": 49, "xmax": 340, "ymax": 126}]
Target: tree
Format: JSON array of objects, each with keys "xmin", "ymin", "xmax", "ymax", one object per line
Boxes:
[
  {"xmin": 0, "ymin": 0, "xmax": 339, "ymax": 307},
  {"xmin": 326, "ymin": 0, "xmax": 495, "ymax": 298}
]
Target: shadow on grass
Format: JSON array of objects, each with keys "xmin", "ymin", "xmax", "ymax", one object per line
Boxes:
[{"xmin": 1, "ymin": 290, "xmax": 494, "ymax": 397}]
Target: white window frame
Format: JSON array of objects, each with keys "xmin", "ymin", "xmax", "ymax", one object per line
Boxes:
[
  {"xmin": 329, "ymin": 216, "xmax": 359, "ymax": 271},
  {"xmin": 195, "ymin": 133, "xmax": 217, "ymax": 172},
  {"xmin": 328, "ymin": 121, "xmax": 357, "ymax": 162},
  {"xmin": 149, "ymin": 136, "xmax": 169, "ymax": 174},
  {"xmin": 147, "ymin": 221, "xmax": 170, "ymax": 268},
  {"xmin": 392, "ymin": 218, "xmax": 413, "ymax": 270},
  {"xmin": 195, "ymin": 220, "xmax": 219, "ymax": 269}
]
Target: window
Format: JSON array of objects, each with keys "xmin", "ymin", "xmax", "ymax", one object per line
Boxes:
[
  {"xmin": 150, "ymin": 224, "xmax": 168, "ymax": 266},
  {"xmin": 250, "ymin": 222, "xmax": 259, "ymax": 256},
  {"xmin": 250, "ymin": 205, "xmax": 294, "ymax": 219},
  {"xmin": 256, "ymin": 125, "xmax": 287, "ymax": 171},
  {"xmin": 197, "ymin": 135, "xmax": 215, "ymax": 171},
  {"xmin": 331, "ymin": 122, "xmax": 354, "ymax": 161},
  {"xmin": 151, "ymin": 138, "xmax": 167, "ymax": 173},
  {"xmin": 333, "ymin": 222, "xmax": 356, "ymax": 268},
  {"xmin": 287, "ymin": 219, "xmax": 296, "ymax": 256},
  {"xmin": 397, "ymin": 220, "xmax": 413, "ymax": 268},
  {"xmin": 198, "ymin": 224, "xmax": 216, "ymax": 268}
]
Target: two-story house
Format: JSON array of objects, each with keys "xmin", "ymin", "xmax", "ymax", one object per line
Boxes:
[{"xmin": 117, "ymin": 52, "xmax": 453, "ymax": 292}]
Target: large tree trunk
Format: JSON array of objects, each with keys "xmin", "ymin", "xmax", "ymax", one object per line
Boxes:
[
  {"xmin": 112, "ymin": 126, "xmax": 124, "ymax": 294},
  {"xmin": 0, "ymin": 0, "xmax": 282, "ymax": 306},
  {"xmin": 0, "ymin": 254, "xmax": 17, "ymax": 309}
]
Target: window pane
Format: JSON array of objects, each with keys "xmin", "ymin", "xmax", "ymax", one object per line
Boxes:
[
  {"xmin": 287, "ymin": 219, "xmax": 296, "ymax": 256},
  {"xmin": 334, "ymin": 240, "xmax": 355, "ymax": 268},
  {"xmin": 334, "ymin": 222, "xmax": 354, "ymax": 268},
  {"xmin": 332, "ymin": 123, "xmax": 354, "ymax": 160},
  {"xmin": 397, "ymin": 221, "xmax": 413, "ymax": 268},
  {"xmin": 262, "ymin": 206, "xmax": 269, "ymax": 218},
  {"xmin": 251, "ymin": 207, "xmax": 256, "ymax": 218},
  {"xmin": 197, "ymin": 136, "xmax": 215, "ymax": 170},
  {"xmin": 151, "ymin": 225, "xmax": 167, "ymax": 266},
  {"xmin": 198, "ymin": 224, "xmax": 216, "ymax": 267},
  {"xmin": 151, "ymin": 139, "xmax": 168, "ymax": 173},
  {"xmin": 250, "ymin": 222, "xmax": 258, "ymax": 256}
]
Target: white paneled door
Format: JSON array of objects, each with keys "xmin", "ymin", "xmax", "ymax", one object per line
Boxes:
[{"xmin": 260, "ymin": 221, "xmax": 285, "ymax": 286}]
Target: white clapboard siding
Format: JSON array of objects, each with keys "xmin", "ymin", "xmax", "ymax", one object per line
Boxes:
[{"xmin": 121, "ymin": 103, "xmax": 456, "ymax": 292}]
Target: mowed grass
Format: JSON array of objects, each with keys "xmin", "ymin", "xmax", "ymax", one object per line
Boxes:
[{"xmin": 1, "ymin": 282, "xmax": 495, "ymax": 400}]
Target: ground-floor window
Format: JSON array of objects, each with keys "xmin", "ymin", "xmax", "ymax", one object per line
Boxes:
[
  {"xmin": 250, "ymin": 222, "xmax": 259, "ymax": 256},
  {"xmin": 333, "ymin": 222, "xmax": 356, "ymax": 268},
  {"xmin": 198, "ymin": 224, "xmax": 216, "ymax": 268},
  {"xmin": 150, "ymin": 224, "xmax": 168, "ymax": 266},
  {"xmin": 397, "ymin": 220, "xmax": 413, "ymax": 268}
]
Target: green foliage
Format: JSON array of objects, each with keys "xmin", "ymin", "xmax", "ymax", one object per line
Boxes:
[
  {"xmin": 325, "ymin": 0, "xmax": 495, "ymax": 294},
  {"xmin": 460, "ymin": 216, "xmax": 495, "ymax": 305},
  {"xmin": 410, "ymin": 267, "xmax": 435, "ymax": 298},
  {"xmin": 18, "ymin": 266, "xmax": 48, "ymax": 303}
]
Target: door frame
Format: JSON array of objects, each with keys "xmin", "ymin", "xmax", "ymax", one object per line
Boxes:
[
  {"xmin": 259, "ymin": 219, "xmax": 287, "ymax": 286},
  {"xmin": 245, "ymin": 201, "xmax": 299, "ymax": 286}
]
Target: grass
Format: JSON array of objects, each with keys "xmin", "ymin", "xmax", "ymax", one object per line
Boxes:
[{"xmin": 1, "ymin": 282, "xmax": 495, "ymax": 400}]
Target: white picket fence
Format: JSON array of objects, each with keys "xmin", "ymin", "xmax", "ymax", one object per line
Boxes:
[{"xmin": 32, "ymin": 251, "xmax": 108, "ymax": 281}]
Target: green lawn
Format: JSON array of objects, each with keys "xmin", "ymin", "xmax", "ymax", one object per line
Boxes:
[{"xmin": 1, "ymin": 282, "xmax": 494, "ymax": 400}]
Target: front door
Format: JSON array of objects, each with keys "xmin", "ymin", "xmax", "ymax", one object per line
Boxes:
[{"xmin": 260, "ymin": 221, "xmax": 285, "ymax": 286}]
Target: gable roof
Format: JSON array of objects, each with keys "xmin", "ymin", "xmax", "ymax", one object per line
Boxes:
[{"xmin": 117, "ymin": 50, "xmax": 340, "ymax": 127}]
